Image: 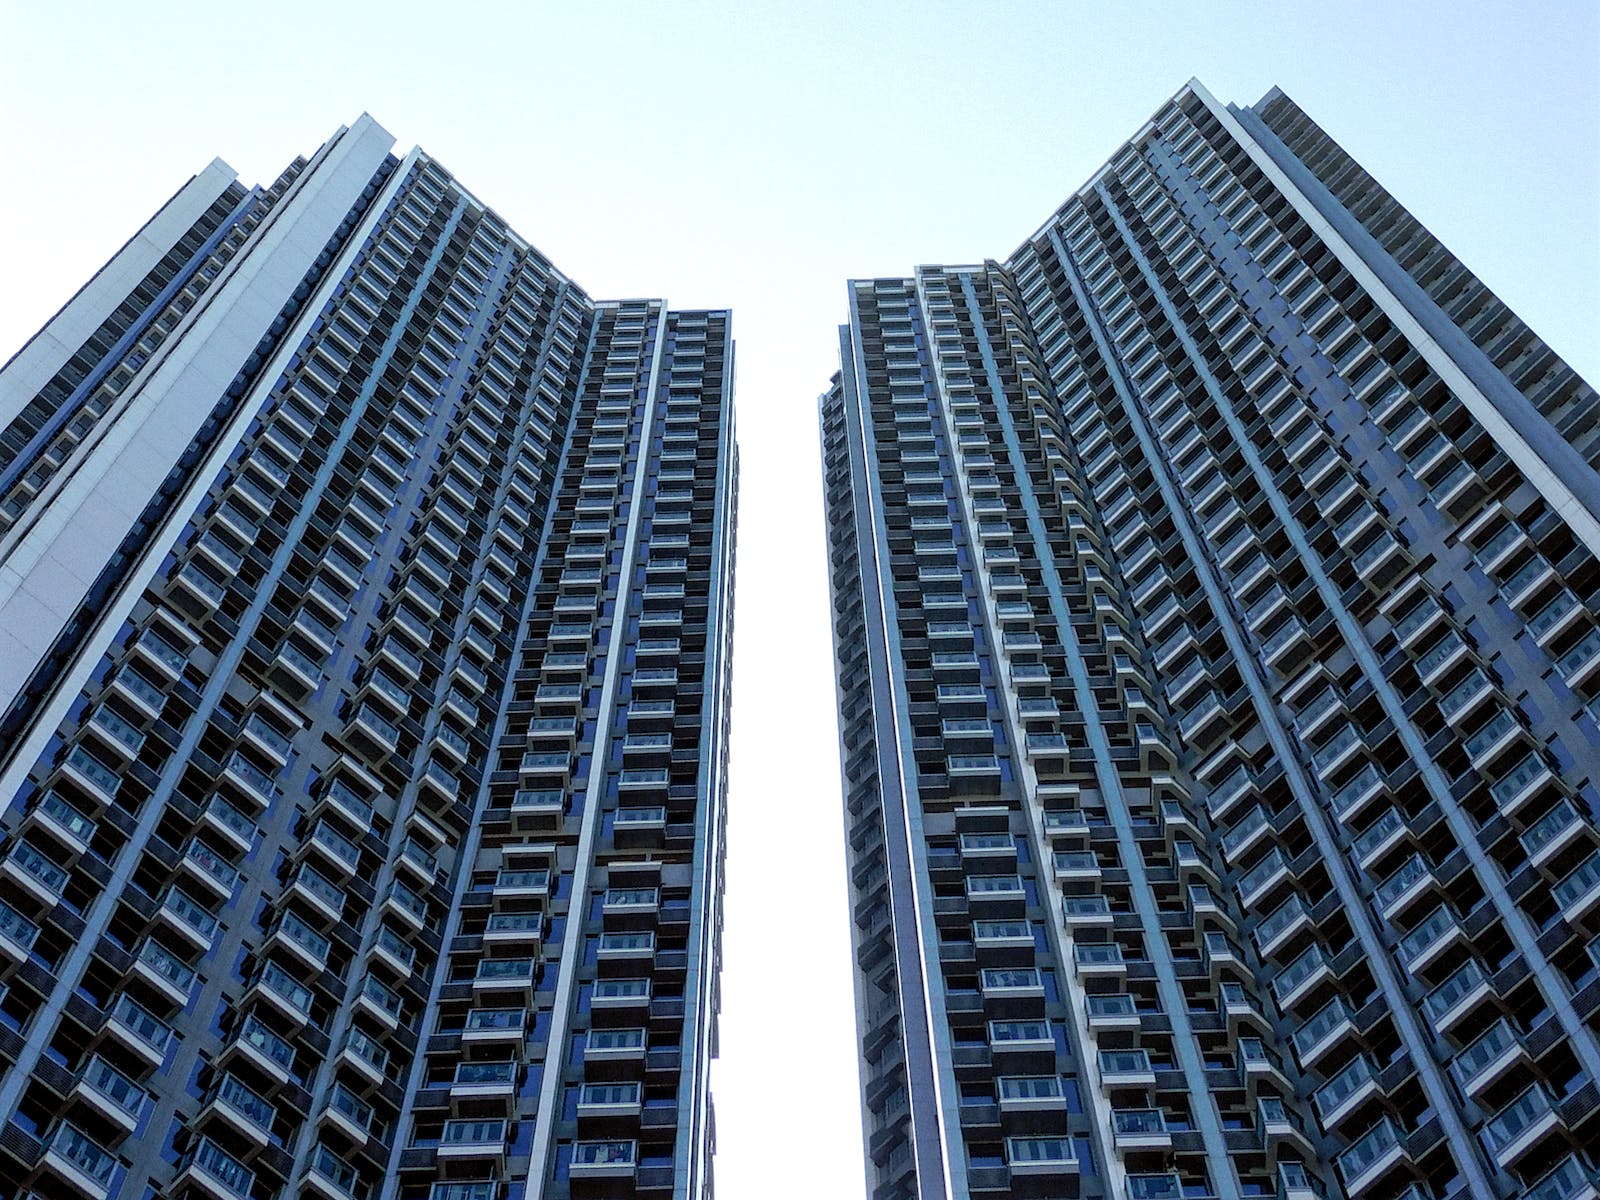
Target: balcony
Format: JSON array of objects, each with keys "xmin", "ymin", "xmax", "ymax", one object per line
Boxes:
[
  {"xmin": 452, "ymin": 1060, "xmax": 517, "ymax": 1107},
  {"xmin": 1052, "ymin": 850, "xmax": 1101, "ymax": 883},
  {"xmin": 1098, "ymin": 1048, "xmax": 1155, "ymax": 1088},
  {"xmin": 0, "ymin": 897, "xmax": 42, "ymax": 963},
  {"xmin": 372, "ymin": 926, "xmax": 416, "ymax": 977},
  {"xmin": 383, "ymin": 880, "xmax": 429, "ymax": 931},
  {"xmin": 1315, "ymin": 1055, "xmax": 1379, "ymax": 1131},
  {"xmin": 85, "ymin": 706, "xmax": 145, "ymax": 761},
  {"xmin": 1073, "ymin": 942, "xmax": 1127, "ymax": 979},
  {"xmin": 313, "ymin": 776, "xmax": 374, "ymax": 833},
  {"xmin": 104, "ymin": 993, "xmax": 173, "ymax": 1067},
  {"xmin": 1207, "ymin": 765, "xmax": 1254, "ymax": 822},
  {"xmin": 1237, "ymin": 847, "xmax": 1291, "ymax": 911},
  {"xmin": 603, "ymin": 886, "xmax": 660, "ymax": 918},
  {"xmin": 462, "ymin": 1008, "xmax": 526, "ymax": 1045},
  {"xmin": 1311, "ymin": 725, "xmax": 1363, "ymax": 781},
  {"xmin": 397, "ymin": 837, "xmax": 440, "ymax": 887},
  {"xmin": 110, "ymin": 665, "xmax": 168, "ymax": 717},
  {"xmin": 571, "ymin": 1140, "xmax": 637, "ymax": 1180},
  {"xmin": 1061, "ymin": 895, "xmax": 1113, "ymax": 929},
  {"xmin": 304, "ymin": 821, "xmax": 363, "ymax": 879},
  {"xmin": 1273, "ymin": 945, "xmax": 1331, "ymax": 1012},
  {"xmin": 302, "ymin": 1144, "xmax": 361, "ymax": 1200},
  {"xmin": 1112, "ymin": 1107, "xmax": 1170, "ymax": 1151},
  {"xmin": 1526, "ymin": 1156, "xmax": 1599, "ymax": 1200},
  {"xmin": 1332, "ymin": 763, "xmax": 1385, "ymax": 824},
  {"xmin": 1005, "ymin": 1135, "xmax": 1078, "ymax": 1176},
  {"xmin": 438, "ymin": 1118, "xmax": 508, "ymax": 1168},
  {"xmin": 355, "ymin": 975, "xmax": 404, "ymax": 1031},
  {"xmin": 1337, "ymin": 1115, "xmax": 1408, "ymax": 1196},
  {"xmin": 202, "ymin": 1072, "xmax": 276, "ymax": 1147},
  {"xmin": 181, "ymin": 840, "xmax": 240, "ymax": 901},
  {"xmin": 247, "ymin": 962, "xmax": 315, "ymax": 1028},
  {"xmin": 288, "ymin": 862, "xmax": 346, "ymax": 925},
  {"xmin": 959, "ymin": 832, "xmax": 1016, "ymax": 860},
  {"xmin": 1221, "ymin": 806, "xmax": 1271, "ymax": 865},
  {"xmin": 586, "ymin": 1027, "xmax": 647, "ymax": 1062},
  {"xmin": 1421, "ymin": 959, "xmax": 1491, "ymax": 1034},
  {"xmin": 158, "ymin": 887, "xmax": 220, "ymax": 951},
  {"xmin": 1491, "ymin": 752, "xmax": 1555, "ymax": 818},
  {"xmin": 1558, "ymin": 626, "xmax": 1600, "ymax": 687},
  {"xmin": 578, "ymin": 1081, "xmax": 642, "ymax": 1119},
  {"xmin": 1553, "ymin": 851, "xmax": 1600, "ymax": 923},
  {"xmin": 71, "ymin": 1055, "xmax": 145, "ymax": 1134},
  {"xmin": 340, "ymin": 1027, "xmax": 389, "ymax": 1088},
  {"xmin": 1415, "ymin": 631, "xmax": 1469, "ymax": 685},
  {"xmin": 1351, "ymin": 808, "xmax": 1407, "ymax": 869},
  {"xmin": 58, "ymin": 745, "xmax": 121, "ymax": 808},
  {"xmin": 477, "ymin": 908, "xmax": 546, "ymax": 959},
  {"xmin": 1292, "ymin": 1000, "xmax": 1353, "ymax": 1069},
  {"xmin": 1522, "ymin": 798, "xmax": 1586, "ymax": 868},
  {"xmin": 221, "ymin": 751, "xmax": 278, "ymax": 810},
  {"xmin": 597, "ymin": 931, "xmax": 656, "ymax": 962},
  {"xmin": 134, "ymin": 947, "xmax": 196, "ymax": 1011},
  {"xmin": 494, "ymin": 867, "xmax": 550, "ymax": 900},
  {"xmin": 1483, "ymin": 1085, "xmax": 1562, "ymax": 1168},
  {"xmin": 271, "ymin": 640, "xmax": 324, "ymax": 694},
  {"xmin": 966, "ymin": 874, "xmax": 1026, "ymax": 910},
  {"xmin": 1463, "ymin": 709, "xmax": 1521, "ymax": 769},
  {"xmin": 996, "ymin": 1075, "xmax": 1066, "ymax": 1112},
  {"xmin": 0, "ymin": 838, "xmax": 66, "ymax": 908},
  {"xmin": 1254, "ymin": 896, "xmax": 1309, "ymax": 960},
  {"xmin": 1374, "ymin": 854, "xmax": 1435, "ymax": 920},
  {"xmin": 42, "ymin": 1122, "xmax": 119, "ymax": 1200},
  {"xmin": 1398, "ymin": 906, "xmax": 1462, "ymax": 973},
  {"xmin": 322, "ymin": 1083, "xmax": 375, "ymax": 1146},
  {"xmin": 511, "ymin": 787, "xmax": 566, "ymax": 831},
  {"xmin": 473, "ymin": 958, "xmax": 536, "ymax": 1002},
  {"xmin": 1450, "ymin": 1017, "xmax": 1527, "ymax": 1098},
  {"xmin": 343, "ymin": 705, "xmax": 401, "ymax": 761},
  {"xmin": 1126, "ymin": 1173, "xmax": 1183, "ymax": 1199}
]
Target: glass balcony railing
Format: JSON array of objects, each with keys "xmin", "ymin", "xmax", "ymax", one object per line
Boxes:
[
  {"xmin": 308, "ymin": 1144, "xmax": 359, "ymax": 1197},
  {"xmin": 1451, "ymin": 1018, "xmax": 1521, "ymax": 1091},
  {"xmin": 1490, "ymin": 753, "xmax": 1549, "ymax": 812},
  {"xmin": 1373, "ymin": 854, "xmax": 1431, "ymax": 912},
  {"xmin": 1526, "ymin": 1156, "xmax": 1594, "ymax": 1200},
  {"xmin": 47, "ymin": 1122, "xmax": 117, "ymax": 1189},
  {"xmin": 1338, "ymin": 1115, "xmax": 1403, "ymax": 1186},
  {"xmin": 1315, "ymin": 1054, "xmax": 1376, "ymax": 1121},
  {"xmin": 135, "ymin": 940, "xmax": 195, "ymax": 995},
  {"xmin": 80, "ymin": 1055, "xmax": 145, "ymax": 1120},
  {"xmin": 1292, "ymin": 999, "xmax": 1351, "ymax": 1059},
  {"xmin": 1554, "ymin": 851, "xmax": 1600, "ymax": 913},
  {"xmin": 1399, "ymin": 906, "xmax": 1458, "ymax": 965},
  {"xmin": 1483, "ymin": 1085, "xmax": 1555, "ymax": 1158},
  {"xmin": 214, "ymin": 1073, "xmax": 275, "ymax": 1134},
  {"xmin": 1422, "ymin": 959, "xmax": 1487, "ymax": 1025},
  {"xmin": 237, "ymin": 1014, "xmax": 295, "ymax": 1073},
  {"xmin": 110, "ymin": 994, "xmax": 173, "ymax": 1055}
]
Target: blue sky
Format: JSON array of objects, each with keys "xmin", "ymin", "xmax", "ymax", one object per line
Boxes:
[{"xmin": 2, "ymin": 2, "xmax": 1595, "ymax": 1196}]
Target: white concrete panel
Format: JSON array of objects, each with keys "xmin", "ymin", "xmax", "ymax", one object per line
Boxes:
[
  {"xmin": 0, "ymin": 116, "xmax": 396, "ymax": 718},
  {"xmin": 0, "ymin": 158, "xmax": 240, "ymax": 428}
]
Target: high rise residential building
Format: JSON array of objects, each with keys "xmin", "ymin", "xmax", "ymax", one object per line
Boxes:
[
  {"xmin": 0, "ymin": 114, "xmax": 735, "ymax": 1200},
  {"xmin": 821, "ymin": 79, "xmax": 1600, "ymax": 1200}
]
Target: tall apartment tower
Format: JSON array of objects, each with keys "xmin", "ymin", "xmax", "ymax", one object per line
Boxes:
[
  {"xmin": 821, "ymin": 79, "xmax": 1600, "ymax": 1200},
  {"xmin": 0, "ymin": 115, "xmax": 736, "ymax": 1200}
]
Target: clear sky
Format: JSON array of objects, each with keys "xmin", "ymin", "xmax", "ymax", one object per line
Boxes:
[{"xmin": 2, "ymin": 2, "xmax": 1596, "ymax": 1196}]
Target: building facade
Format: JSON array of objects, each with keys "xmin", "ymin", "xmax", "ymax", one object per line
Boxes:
[
  {"xmin": 821, "ymin": 80, "xmax": 1600, "ymax": 1200},
  {"xmin": 0, "ymin": 115, "xmax": 735, "ymax": 1200}
]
